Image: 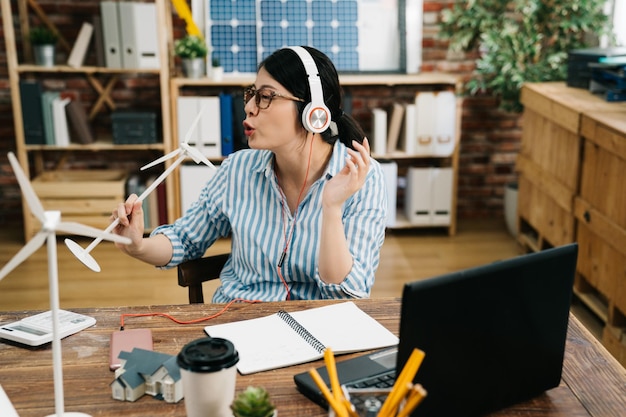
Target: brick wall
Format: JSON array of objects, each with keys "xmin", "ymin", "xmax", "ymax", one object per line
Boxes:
[{"xmin": 0, "ymin": 0, "xmax": 521, "ymax": 230}]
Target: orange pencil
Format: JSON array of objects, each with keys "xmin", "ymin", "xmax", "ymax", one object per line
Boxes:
[
  {"xmin": 396, "ymin": 384, "xmax": 427, "ymax": 417},
  {"xmin": 324, "ymin": 348, "xmax": 342, "ymax": 403},
  {"xmin": 378, "ymin": 348, "xmax": 425, "ymax": 417}
]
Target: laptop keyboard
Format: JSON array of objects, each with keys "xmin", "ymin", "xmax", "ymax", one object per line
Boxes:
[{"xmin": 344, "ymin": 369, "xmax": 396, "ymax": 389}]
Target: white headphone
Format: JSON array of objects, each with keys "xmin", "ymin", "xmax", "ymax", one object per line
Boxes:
[{"xmin": 287, "ymin": 46, "xmax": 331, "ymax": 134}]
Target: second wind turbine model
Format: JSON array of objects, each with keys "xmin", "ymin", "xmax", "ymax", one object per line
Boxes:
[{"xmin": 64, "ymin": 104, "xmax": 217, "ymax": 272}]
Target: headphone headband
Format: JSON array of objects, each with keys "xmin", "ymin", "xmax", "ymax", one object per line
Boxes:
[{"xmin": 287, "ymin": 46, "xmax": 331, "ymax": 134}]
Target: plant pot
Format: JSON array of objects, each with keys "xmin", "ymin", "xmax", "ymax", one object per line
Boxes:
[
  {"xmin": 181, "ymin": 58, "xmax": 205, "ymax": 79},
  {"xmin": 34, "ymin": 44, "xmax": 55, "ymax": 67},
  {"xmin": 504, "ymin": 182, "xmax": 518, "ymax": 238},
  {"xmin": 211, "ymin": 66, "xmax": 224, "ymax": 81}
]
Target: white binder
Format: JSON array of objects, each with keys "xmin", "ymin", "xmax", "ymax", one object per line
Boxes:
[
  {"xmin": 180, "ymin": 164, "xmax": 217, "ymax": 214},
  {"xmin": 401, "ymin": 103, "xmax": 416, "ymax": 155},
  {"xmin": 100, "ymin": 1, "xmax": 123, "ymax": 68},
  {"xmin": 404, "ymin": 167, "xmax": 431, "ymax": 225},
  {"xmin": 414, "ymin": 92, "xmax": 436, "ymax": 155},
  {"xmin": 177, "ymin": 96, "xmax": 221, "ymax": 158},
  {"xmin": 198, "ymin": 96, "xmax": 222, "ymax": 158},
  {"xmin": 434, "ymin": 91, "xmax": 457, "ymax": 156},
  {"xmin": 431, "ymin": 168, "xmax": 453, "ymax": 225},
  {"xmin": 52, "ymin": 97, "xmax": 71, "ymax": 147},
  {"xmin": 404, "ymin": 167, "xmax": 454, "ymax": 226},
  {"xmin": 67, "ymin": 22, "xmax": 94, "ymax": 68},
  {"xmin": 379, "ymin": 161, "xmax": 398, "ymax": 227},
  {"xmin": 119, "ymin": 2, "xmax": 160, "ymax": 69}
]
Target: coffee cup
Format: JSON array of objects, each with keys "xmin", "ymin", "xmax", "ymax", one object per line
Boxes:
[{"xmin": 177, "ymin": 337, "xmax": 239, "ymax": 417}]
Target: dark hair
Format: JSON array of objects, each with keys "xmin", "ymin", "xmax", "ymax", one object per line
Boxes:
[{"xmin": 259, "ymin": 46, "xmax": 366, "ymax": 149}]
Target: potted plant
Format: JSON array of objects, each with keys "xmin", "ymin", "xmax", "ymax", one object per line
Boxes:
[
  {"xmin": 211, "ymin": 56, "xmax": 224, "ymax": 81},
  {"xmin": 174, "ymin": 35, "xmax": 208, "ymax": 79},
  {"xmin": 29, "ymin": 26, "xmax": 58, "ymax": 67},
  {"xmin": 439, "ymin": 0, "xmax": 610, "ymax": 112},
  {"xmin": 231, "ymin": 386, "xmax": 276, "ymax": 417}
]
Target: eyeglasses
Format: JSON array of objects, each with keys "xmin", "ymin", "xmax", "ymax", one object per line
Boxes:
[{"xmin": 244, "ymin": 86, "xmax": 305, "ymax": 110}]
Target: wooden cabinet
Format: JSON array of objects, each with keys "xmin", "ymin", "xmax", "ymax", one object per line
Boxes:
[
  {"xmin": 1, "ymin": 0, "xmax": 175, "ymax": 239},
  {"xmin": 169, "ymin": 73, "xmax": 462, "ymax": 235},
  {"xmin": 518, "ymin": 82, "xmax": 626, "ymax": 366}
]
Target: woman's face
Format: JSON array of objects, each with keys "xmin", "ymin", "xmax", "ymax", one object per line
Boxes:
[{"xmin": 243, "ymin": 67, "xmax": 307, "ymax": 152}]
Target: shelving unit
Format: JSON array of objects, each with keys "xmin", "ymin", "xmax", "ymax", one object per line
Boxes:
[
  {"xmin": 2, "ymin": 0, "xmax": 175, "ymax": 239},
  {"xmin": 169, "ymin": 73, "xmax": 462, "ymax": 235}
]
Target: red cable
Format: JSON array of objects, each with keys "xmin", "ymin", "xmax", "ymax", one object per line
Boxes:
[{"xmin": 119, "ymin": 298, "xmax": 260, "ymax": 329}]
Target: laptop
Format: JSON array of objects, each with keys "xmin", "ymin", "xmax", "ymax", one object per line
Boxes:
[{"xmin": 294, "ymin": 243, "xmax": 578, "ymax": 416}]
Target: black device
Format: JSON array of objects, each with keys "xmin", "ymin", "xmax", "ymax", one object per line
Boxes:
[{"xmin": 295, "ymin": 243, "xmax": 579, "ymax": 417}]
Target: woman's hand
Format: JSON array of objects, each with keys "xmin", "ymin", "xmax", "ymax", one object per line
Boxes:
[
  {"xmin": 110, "ymin": 193, "xmax": 145, "ymax": 254},
  {"xmin": 322, "ymin": 138, "xmax": 371, "ymax": 210}
]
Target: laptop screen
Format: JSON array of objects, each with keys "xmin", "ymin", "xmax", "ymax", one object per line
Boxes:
[{"xmin": 398, "ymin": 243, "xmax": 578, "ymax": 416}]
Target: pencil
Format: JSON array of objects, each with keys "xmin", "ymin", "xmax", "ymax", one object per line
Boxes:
[
  {"xmin": 308, "ymin": 368, "xmax": 349, "ymax": 417},
  {"xmin": 324, "ymin": 347, "xmax": 342, "ymax": 403},
  {"xmin": 378, "ymin": 348, "xmax": 425, "ymax": 417},
  {"xmin": 396, "ymin": 384, "xmax": 427, "ymax": 417}
]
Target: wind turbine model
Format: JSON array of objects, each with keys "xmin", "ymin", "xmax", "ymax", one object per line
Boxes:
[
  {"xmin": 0, "ymin": 152, "xmax": 133, "ymax": 417},
  {"xmin": 65, "ymin": 105, "xmax": 217, "ymax": 272}
]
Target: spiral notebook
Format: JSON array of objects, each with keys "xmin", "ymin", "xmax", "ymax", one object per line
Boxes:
[{"xmin": 204, "ymin": 301, "xmax": 399, "ymax": 375}]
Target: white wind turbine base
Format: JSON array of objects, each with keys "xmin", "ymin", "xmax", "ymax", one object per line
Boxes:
[
  {"xmin": 64, "ymin": 104, "xmax": 217, "ymax": 272},
  {"xmin": 0, "ymin": 152, "xmax": 133, "ymax": 417}
]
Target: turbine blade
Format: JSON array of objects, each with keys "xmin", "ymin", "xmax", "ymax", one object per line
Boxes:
[
  {"xmin": 141, "ymin": 149, "xmax": 182, "ymax": 171},
  {"xmin": 56, "ymin": 222, "xmax": 132, "ymax": 245},
  {"xmin": 0, "ymin": 231, "xmax": 47, "ymax": 282},
  {"xmin": 182, "ymin": 103, "xmax": 208, "ymax": 144},
  {"xmin": 7, "ymin": 152, "xmax": 46, "ymax": 223},
  {"xmin": 185, "ymin": 146, "xmax": 217, "ymax": 170}
]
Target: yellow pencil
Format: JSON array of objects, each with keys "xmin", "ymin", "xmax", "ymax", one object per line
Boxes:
[
  {"xmin": 396, "ymin": 384, "xmax": 427, "ymax": 417},
  {"xmin": 378, "ymin": 348, "xmax": 425, "ymax": 417},
  {"xmin": 324, "ymin": 348, "xmax": 343, "ymax": 403},
  {"xmin": 308, "ymin": 368, "xmax": 349, "ymax": 417}
]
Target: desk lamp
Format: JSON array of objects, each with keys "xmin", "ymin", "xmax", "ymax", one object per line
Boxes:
[
  {"xmin": 0, "ymin": 152, "xmax": 133, "ymax": 417},
  {"xmin": 65, "ymin": 104, "xmax": 216, "ymax": 272}
]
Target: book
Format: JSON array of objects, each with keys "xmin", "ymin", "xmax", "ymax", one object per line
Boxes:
[
  {"xmin": 52, "ymin": 96, "xmax": 71, "ymax": 147},
  {"xmin": 65, "ymin": 99, "xmax": 95, "ymax": 144},
  {"xmin": 385, "ymin": 102, "xmax": 404, "ymax": 154},
  {"xmin": 204, "ymin": 301, "xmax": 399, "ymax": 375},
  {"xmin": 219, "ymin": 92, "xmax": 234, "ymax": 156},
  {"xmin": 371, "ymin": 108, "xmax": 387, "ymax": 156},
  {"xmin": 67, "ymin": 22, "xmax": 94, "ymax": 68},
  {"xmin": 19, "ymin": 80, "xmax": 46, "ymax": 145},
  {"xmin": 41, "ymin": 91, "xmax": 60, "ymax": 145}
]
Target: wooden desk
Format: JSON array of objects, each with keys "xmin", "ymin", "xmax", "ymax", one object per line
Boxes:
[{"xmin": 1, "ymin": 299, "xmax": 625, "ymax": 416}]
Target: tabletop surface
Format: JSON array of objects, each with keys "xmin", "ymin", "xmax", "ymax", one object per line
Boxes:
[{"xmin": 1, "ymin": 298, "xmax": 625, "ymax": 417}]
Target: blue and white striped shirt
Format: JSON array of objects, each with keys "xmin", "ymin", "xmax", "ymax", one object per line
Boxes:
[{"xmin": 152, "ymin": 140, "xmax": 387, "ymax": 303}]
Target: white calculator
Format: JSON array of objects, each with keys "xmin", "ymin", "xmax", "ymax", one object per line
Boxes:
[{"xmin": 0, "ymin": 309, "xmax": 96, "ymax": 347}]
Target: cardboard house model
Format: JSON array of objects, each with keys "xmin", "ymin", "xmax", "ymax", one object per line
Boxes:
[{"xmin": 111, "ymin": 347, "xmax": 183, "ymax": 403}]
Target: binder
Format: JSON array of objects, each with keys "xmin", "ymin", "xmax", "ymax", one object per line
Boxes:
[
  {"xmin": 414, "ymin": 91, "xmax": 436, "ymax": 155},
  {"xmin": 179, "ymin": 164, "xmax": 217, "ymax": 213},
  {"xmin": 219, "ymin": 92, "xmax": 234, "ymax": 156},
  {"xmin": 433, "ymin": 91, "xmax": 457, "ymax": 157},
  {"xmin": 19, "ymin": 80, "xmax": 46, "ymax": 145},
  {"xmin": 177, "ymin": 97, "xmax": 200, "ymax": 146},
  {"xmin": 67, "ymin": 22, "xmax": 94, "ymax": 68},
  {"xmin": 231, "ymin": 92, "xmax": 249, "ymax": 151},
  {"xmin": 100, "ymin": 1, "xmax": 123, "ymax": 68},
  {"xmin": 198, "ymin": 96, "xmax": 221, "ymax": 158},
  {"xmin": 41, "ymin": 91, "xmax": 59, "ymax": 145},
  {"xmin": 66, "ymin": 100, "xmax": 95, "ymax": 144},
  {"xmin": 379, "ymin": 161, "xmax": 398, "ymax": 227},
  {"xmin": 385, "ymin": 102, "xmax": 404, "ymax": 154},
  {"xmin": 371, "ymin": 108, "xmax": 387, "ymax": 155},
  {"xmin": 404, "ymin": 167, "xmax": 431, "ymax": 225},
  {"xmin": 431, "ymin": 168, "xmax": 453, "ymax": 225},
  {"xmin": 119, "ymin": 2, "xmax": 160, "ymax": 69}
]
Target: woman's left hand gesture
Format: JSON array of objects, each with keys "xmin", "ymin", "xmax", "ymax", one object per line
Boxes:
[{"xmin": 323, "ymin": 138, "xmax": 371, "ymax": 210}]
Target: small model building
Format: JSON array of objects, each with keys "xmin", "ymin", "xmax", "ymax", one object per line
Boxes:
[{"xmin": 111, "ymin": 347, "xmax": 183, "ymax": 403}]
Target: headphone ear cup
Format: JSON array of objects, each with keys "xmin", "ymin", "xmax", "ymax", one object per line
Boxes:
[{"xmin": 302, "ymin": 102, "xmax": 331, "ymax": 134}]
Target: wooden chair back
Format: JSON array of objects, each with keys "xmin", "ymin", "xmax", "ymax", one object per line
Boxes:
[{"xmin": 177, "ymin": 253, "xmax": 230, "ymax": 303}]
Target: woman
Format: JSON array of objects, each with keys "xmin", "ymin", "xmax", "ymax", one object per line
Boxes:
[{"xmin": 112, "ymin": 46, "xmax": 387, "ymax": 302}]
